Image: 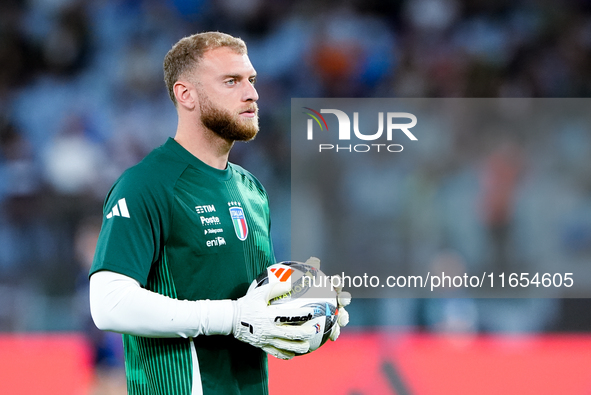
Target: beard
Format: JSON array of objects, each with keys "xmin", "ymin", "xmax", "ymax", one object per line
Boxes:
[{"xmin": 199, "ymin": 93, "xmax": 259, "ymax": 142}]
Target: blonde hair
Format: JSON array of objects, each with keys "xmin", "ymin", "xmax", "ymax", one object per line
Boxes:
[{"xmin": 163, "ymin": 32, "xmax": 247, "ymax": 105}]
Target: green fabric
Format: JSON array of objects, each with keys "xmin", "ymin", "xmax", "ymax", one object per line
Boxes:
[{"xmin": 91, "ymin": 138, "xmax": 274, "ymax": 394}]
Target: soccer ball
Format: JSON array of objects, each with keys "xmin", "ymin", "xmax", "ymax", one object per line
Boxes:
[{"xmin": 249, "ymin": 261, "xmax": 339, "ymax": 353}]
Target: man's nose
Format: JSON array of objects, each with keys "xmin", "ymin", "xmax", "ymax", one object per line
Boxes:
[{"xmin": 243, "ymin": 81, "xmax": 259, "ymax": 102}]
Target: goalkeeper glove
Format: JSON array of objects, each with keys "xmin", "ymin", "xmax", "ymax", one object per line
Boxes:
[
  {"xmin": 304, "ymin": 257, "xmax": 351, "ymax": 342},
  {"xmin": 233, "ymin": 277, "xmax": 315, "ymax": 360}
]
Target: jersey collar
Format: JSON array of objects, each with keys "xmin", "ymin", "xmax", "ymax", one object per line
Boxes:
[{"xmin": 165, "ymin": 138, "xmax": 233, "ymax": 181}]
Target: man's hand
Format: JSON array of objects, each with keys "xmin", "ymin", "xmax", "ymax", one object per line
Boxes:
[
  {"xmin": 233, "ymin": 278, "xmax": 315, "ymax": 360},
  {"xmin": 304, "ymin": 257, "xmax": 351, "ymax": 342},
  {"xmin": 328, "ymin": 275, "xmax": 351, "ymax": 341}
]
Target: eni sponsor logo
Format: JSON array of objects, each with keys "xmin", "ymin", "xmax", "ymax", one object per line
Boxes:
[
  {"xmin": 206, "ymin": 236, "xmax": 226, "ymax": 248},
  {"xmin": 303, "ymin": 107, "xmax": 417, "ymax": 153}
]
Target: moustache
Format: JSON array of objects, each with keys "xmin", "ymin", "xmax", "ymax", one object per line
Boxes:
[{"xmin": 238, "ymin": 104, "xmax": 258, "ymax": 115}]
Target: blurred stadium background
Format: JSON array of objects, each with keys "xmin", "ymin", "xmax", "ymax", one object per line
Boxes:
[{"xmin": 1, "ymin": 0, "xmax": 591, "ymax": 393}]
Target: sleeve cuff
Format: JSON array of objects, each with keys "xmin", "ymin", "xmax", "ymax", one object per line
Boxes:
[{"xmin": 201, "ymin": 299, "xmax": 235, "ymax": 336}]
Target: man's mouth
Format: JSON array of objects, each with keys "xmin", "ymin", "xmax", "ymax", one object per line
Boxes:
[{"xmin": 239, "ymin": 108, "xmax": 258, "ymax": 118}]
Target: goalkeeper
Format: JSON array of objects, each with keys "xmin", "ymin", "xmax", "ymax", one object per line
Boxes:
[{"xmin": 89, "ymin": 31, "xmax": 349, "ymax": 395}]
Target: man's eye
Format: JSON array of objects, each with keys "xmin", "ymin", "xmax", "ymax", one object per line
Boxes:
[
  {"xmin": 249, "ymin": 78, "xmax": 256, "ymax": 85},
  {"xmin": 226, "ymin": 79, "xmax": 236, "ymax": 85}
]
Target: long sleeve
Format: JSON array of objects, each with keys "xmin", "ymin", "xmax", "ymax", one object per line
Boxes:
[{"xmin": 89, "ymin": 270, "xmax": 235, "ymax": 338}]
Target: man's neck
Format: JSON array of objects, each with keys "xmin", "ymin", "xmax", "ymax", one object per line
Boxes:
[{"xmin": 174, "ymin": 122, "xmax": 233, "ymax": 170}]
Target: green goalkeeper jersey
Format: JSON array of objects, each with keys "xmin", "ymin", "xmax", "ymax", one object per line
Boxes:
[{"xmin": 90, "ymin": 138, "xmax": 275, "ymax": 395}]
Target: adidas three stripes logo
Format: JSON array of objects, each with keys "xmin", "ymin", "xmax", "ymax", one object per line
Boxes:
[
  {"xmin": 270, "ymin": 267, "xmax": 293, "ymax": 282},
  {"xmin": 106, "ymin": 198, "xmax": 130, "ymax": 219}
]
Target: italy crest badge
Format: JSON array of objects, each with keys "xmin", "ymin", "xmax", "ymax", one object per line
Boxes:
[{"xmin": 229, "ymin": 206, "xmax": 248, "ymax": 241}]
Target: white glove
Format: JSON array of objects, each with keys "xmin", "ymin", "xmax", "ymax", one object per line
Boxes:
[
  {"xmin": 233, "ymin": 277, "xmax": 315, "ymax": 360},
  {"xmin": 328, "ymin": 275, "xmax": 351, "ymax": 341},
  {"xmin": 304, "ymin": 257, "xmax": 351, "ymax": 342}
]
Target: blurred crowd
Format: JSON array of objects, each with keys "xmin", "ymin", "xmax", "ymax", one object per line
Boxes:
[
  {"xmin": 1, "ymin": 0, "xmax": 591, "ymax": 387},
  {"xmin": 293, "ymin": 97, "xmax": 591, "ymax": 336}
]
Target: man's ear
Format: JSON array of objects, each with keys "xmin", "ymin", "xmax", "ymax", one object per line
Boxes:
[{"xmin": 173, "ymin": 81, "xmax": 196, "ymax": 110}]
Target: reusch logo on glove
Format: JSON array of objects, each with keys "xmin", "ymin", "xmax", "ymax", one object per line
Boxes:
[
  {"xmin": 270, "ymin": 267, "xmax": 293, "ymax": 282},
  {"xmin": 274, "ymin": 313, "xmax": 313, "ymax": 323}
]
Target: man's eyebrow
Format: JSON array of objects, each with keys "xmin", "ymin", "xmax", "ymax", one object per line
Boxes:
[{"xmin": 222, "ymin": 73, "xmax": 257, "ymax": 79}]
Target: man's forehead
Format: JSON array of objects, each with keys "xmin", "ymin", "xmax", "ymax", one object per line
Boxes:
[{"xmin": 200, "ymin": 47, "xmax": 255, "ymax": 74}]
